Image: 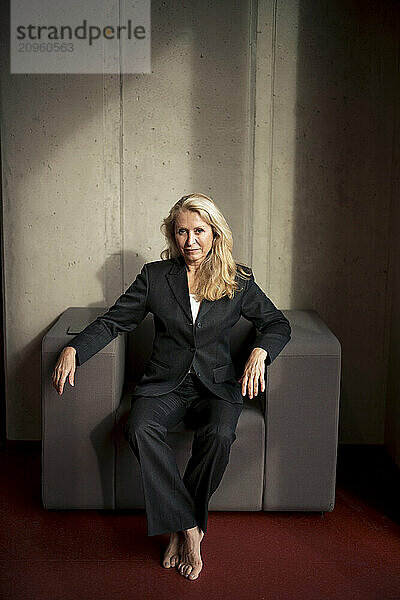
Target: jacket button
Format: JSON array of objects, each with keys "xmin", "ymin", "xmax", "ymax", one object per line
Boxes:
[
  {"xmin": 197, "ymin": 372, "xmax": 201, "ymax": 378},
  {"xmin": 189, "ymin": 347, "xmax": 195, "ymax": 352},
  {"xmin": 188, "ymin": 321, "xmax": 193, "ymax": 326},
  {"xmin": 196, "ymin": 322, "xmax": 202, "ymax": 328}
]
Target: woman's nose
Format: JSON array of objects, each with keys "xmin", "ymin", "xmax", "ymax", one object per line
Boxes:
[{"xmin": 187, "ymin": 231, "xmax": 196, "ymax": 245}]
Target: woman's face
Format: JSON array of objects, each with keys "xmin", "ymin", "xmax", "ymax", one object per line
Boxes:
[{"xmin": 174, "ymin": 210, "xmax": 214, "ymax": 268}]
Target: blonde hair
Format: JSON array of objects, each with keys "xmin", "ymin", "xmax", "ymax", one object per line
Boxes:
[{"xmin": 160, "ymin": 193, "xmax": 251, "ymax": 301}]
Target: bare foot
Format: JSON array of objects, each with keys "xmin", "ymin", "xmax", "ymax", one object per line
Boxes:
[
  {"xmin": 177, "ymin": 525, "xmax": 204, "ymax": 580},
  {"xmin": 163, "ymin": 531, "xmax": 181, "ymax": 568}
]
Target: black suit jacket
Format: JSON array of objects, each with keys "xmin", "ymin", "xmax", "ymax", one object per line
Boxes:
[{"xmin": 67, "ymin": 255, "xmax": 291, "ymax": 404}]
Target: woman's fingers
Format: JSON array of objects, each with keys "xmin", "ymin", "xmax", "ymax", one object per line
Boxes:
[
  {"xmin": 59, "ymin": 372, "xmax": 68, "ymax": 395},
  {"xmin": 254, "ymin": 371, "xmax": 264, "ymax": 398},
  {"xmin": 51, "ymin": 368, "xmax": 61, "ymax": 392},
  {"xmin": 247, "ymin": 374, "xmax": 254, "ymax": 398},
  {"xmin": 53, "ymin": 367, "xmax": 65, "ymax": 394},
  {"xmin": 239, "ymin": 373, "xmax": 248, "ymax": 396},
  {"xmin": 240, "ymin": 370, "xmax": 260, "ymax": 398},
  {"xmin": 52, "ymin": 349, "xmax": 76, "ymax": 395},
  {"xmin": 253, "ymin": 375, "xmax": 258, "ymax": 397},
  {"xmin": 57, "ymin": 369, "xmax": 73, "ymax": 394},
  {"xmin": 239, "ymin": 348, "xmax": 267, "ymax": 398},
  {"xmin": 240, "ymin": 373, "xmax": 254, "ymax": 397}
]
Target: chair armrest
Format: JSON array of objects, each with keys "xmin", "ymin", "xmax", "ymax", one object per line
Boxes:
[
  {"xmin": 41, "ymin": 307, "xmax": 126, "ymax": 509},
  {"xmin": 263, "ymin": 309, "xmax": 341, "ymax": 511}
]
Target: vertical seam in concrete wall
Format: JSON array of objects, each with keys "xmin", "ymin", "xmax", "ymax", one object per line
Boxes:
[
  {"xmin": 119, "ymin": 74, "xmax": 124, "ymax": 289},
  {"xmin": 101, "ymin": 1, "xmax": 123, "ymax": 302},
  {"xmin": 267, "ymin": 0, "xmax": 277, "ymax": 292},
  {"xmin": 248, "ymin": 0, "xmax": 258, "ymax": 268},
  {"xmin": 251, "ymin": 0, "xmax": 276, "ymax": 290},
  {"xmin": 119, "ymin": 0, "xmax": 125, "ymax": 292},
  {"xmin": 102, "ymin": 72, "xmax": 123, "ymax": 301}
]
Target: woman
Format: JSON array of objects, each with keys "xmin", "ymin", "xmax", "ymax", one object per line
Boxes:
[{"xmin": 52, "ymin": 193, "xmax": 291, "ymax": 581}]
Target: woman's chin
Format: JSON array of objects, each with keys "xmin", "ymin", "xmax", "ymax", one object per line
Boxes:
[{"xmin": 184, "ymin": 255, "xmax": 205, "ymax": 268}]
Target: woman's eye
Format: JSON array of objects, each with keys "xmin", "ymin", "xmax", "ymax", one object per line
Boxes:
[{"xmin": 177, "ymin": 228, "xmax": 204, "ymax": 234}]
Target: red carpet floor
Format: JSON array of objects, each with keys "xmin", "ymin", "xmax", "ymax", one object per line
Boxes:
[{"xmin": 0, "ymin": 443, "xmax": 399, "ymax": 600}]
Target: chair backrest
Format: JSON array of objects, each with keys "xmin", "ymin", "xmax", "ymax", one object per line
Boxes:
[{"xmin": 126, "ymin": 313, "xmax": 257, "ymax": 384}]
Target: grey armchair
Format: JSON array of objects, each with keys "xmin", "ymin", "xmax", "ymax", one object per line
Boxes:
[{"xmin": 41, "ymin": 308, "xmax": 341, "ymax": 514}]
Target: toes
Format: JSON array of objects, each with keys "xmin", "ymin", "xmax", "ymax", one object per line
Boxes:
[
  {"xmin": 164, "ymin": 551, "xmax": 180, "ymax": 569},
  {"xmin": 177, "ymin": 561, "xmax": 201, "ymax": 580},
  {"xmin": 180, "ymin": 564, "xmax": 193, "ymax": 578},
  {"xmin": 189, "ymin": 565, "xmax": 201, "ymax": 580}
]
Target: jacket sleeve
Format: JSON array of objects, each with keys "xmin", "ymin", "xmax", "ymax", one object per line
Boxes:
[
  {"xmin": 65, "ymin": 264, "xmax": 149, "ymax": 366},
  {"xmin": 240, "ymin": 269, "xmax": 291, "ymax": 365}
]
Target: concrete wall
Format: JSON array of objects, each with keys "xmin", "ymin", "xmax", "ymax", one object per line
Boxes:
[
  {"xmin": 254, "ymin": 0, "xmax": 400, "ymax": 449},
  {"xmin": 1, "ymin": 0, "xmax": 399, "ymax": 449},
  {"xmin": 282, "ymin": 0, "xmax": 399, "ymax": 446},
  {"xmin": 385, "ymin": 40, "xmax": 400, "ymax": 469},
  {"xmin": 386, "ymin": 171, "xmax": 400, "ymax": 468}
]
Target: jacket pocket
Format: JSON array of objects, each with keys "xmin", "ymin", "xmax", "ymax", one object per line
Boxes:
[
  {"xmin": 213, "ymin": 363, "xmax": 236, "ymax": 383},
  {"xmin": 148, "ymin": 357, "xmax": 169, "ymax": 370}
]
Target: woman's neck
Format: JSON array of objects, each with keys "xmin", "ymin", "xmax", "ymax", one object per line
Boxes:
[{"xmin": 185, "ymin": 262, "xmax": 201, "ymax": 274}]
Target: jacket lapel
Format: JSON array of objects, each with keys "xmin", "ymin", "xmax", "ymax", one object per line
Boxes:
[
  {"xmin": 165, "ymin": 256, "xmax": 193, "ymax": 323},
  {"xmin": 196, "ymin": 297, "xmax": 214, "ymax": 321},
  {"xmin": 166, "ymin": 255, "xmax": 222, "ymax": 323},
  {"xmin": 165, "ymin": 255, "xmax": 217, "ymax": 323}
]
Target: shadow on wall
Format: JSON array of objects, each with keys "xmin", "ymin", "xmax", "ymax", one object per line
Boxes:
[{"xmin": 292, "ymin": 0, "xmax": 397, "ymax": 444}]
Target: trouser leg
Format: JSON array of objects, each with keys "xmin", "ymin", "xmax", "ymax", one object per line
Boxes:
[
  {"xmin": 182, "ymin": 395, "xmax": 243, "ymax": 534},
  {"xmin": 123, "ymin": 389, "xmax": 199, "ymax": 537}
]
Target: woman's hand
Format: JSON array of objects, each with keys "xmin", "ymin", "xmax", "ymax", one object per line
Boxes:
[
  {"xmin": 52, "ymin": 347, "xmax": 76, "ymax": 395},
  {"xmin": 238, "ymin": 347, "xmax": 268, "ymax": 399}
]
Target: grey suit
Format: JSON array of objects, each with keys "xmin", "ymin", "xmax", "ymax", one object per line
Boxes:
[{"xmin": 67, "ymin": 255, "xmax": 291, "ymax": 536}]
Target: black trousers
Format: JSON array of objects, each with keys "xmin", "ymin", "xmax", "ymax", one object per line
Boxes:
[{"xmin": 123, "ymin": 372, "xmax": 242, "ymax": 537}]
